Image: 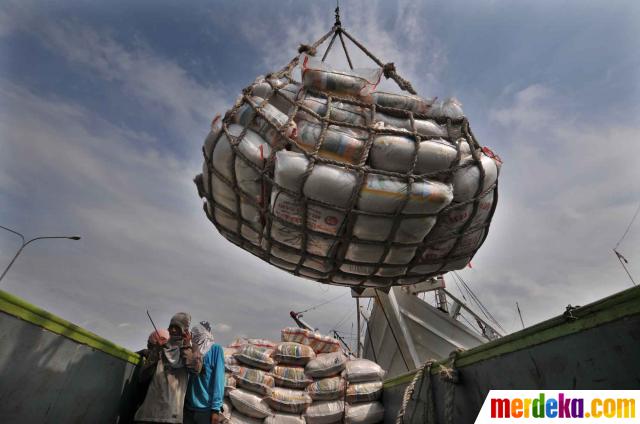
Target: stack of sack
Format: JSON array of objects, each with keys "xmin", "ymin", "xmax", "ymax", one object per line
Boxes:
[
  {"xmin": 224, "ymin": 338, "xmax": 278, "ymax": 423},
  {"xmin": 221, "ymin": 327, "xmax": 385, "ymax": 423},
  {"xmin": 342, "ymin": 360, "xmax": 385, "ymax": 424},
  {"xmin": 196, "ymin": 51, "xmax": 501, "ymax": 288}
]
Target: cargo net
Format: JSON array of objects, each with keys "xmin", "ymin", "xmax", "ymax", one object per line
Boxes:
[{"xmin": 195, "ymin": 23, "xmax": 502, "ymax": 289}]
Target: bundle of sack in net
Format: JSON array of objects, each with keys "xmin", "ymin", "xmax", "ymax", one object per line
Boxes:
[{"xmin": 195, "ymin": 21, "xmax": 501, "ymax": 289}]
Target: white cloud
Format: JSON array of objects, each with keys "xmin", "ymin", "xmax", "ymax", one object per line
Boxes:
[
  {"xmin": 0, "ymin": 79, "xmax": 354, "ymax": 349},
  {"xmin": 489, "ymin": 84, "xmax": 556, "ymax": 129},
  {"xmin": 0, "ymin": 4, "xmax": 229, "ymax": 141},
  {"xmin": 229, "ymin": 0, "xmax": 447, "ymax": 96},
  {"xmin": 464, "ymin": 85, "xmax": 640, "ymax": 332},
  {"xmin": 1, "ymin": 1, "xmax": 638, "ymax": 353}
]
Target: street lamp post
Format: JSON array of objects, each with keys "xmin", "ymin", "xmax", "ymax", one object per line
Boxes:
[{"xmin": 0, "ymin": 225, "xmax": 81, "ymax": 283}]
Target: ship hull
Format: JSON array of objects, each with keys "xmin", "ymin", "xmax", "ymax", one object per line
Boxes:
[{"xmin": 380, "ymin": 286, "xmax": 640, "ymax": 423}]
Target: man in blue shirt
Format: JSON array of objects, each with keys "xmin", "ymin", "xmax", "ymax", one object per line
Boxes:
[{"xmin": 184, "ymin": 321, "xmax": 225, "ymax": 424}]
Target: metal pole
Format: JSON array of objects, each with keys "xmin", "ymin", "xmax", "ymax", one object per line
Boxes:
[
  {"xmin": 0, "ymin": 226, "xmax": 81, "ymax": 283},
  {"xmin": 356, "ymin": 297, "xmax": 361, "ymax": 358}
]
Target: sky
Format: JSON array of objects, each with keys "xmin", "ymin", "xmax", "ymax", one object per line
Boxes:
[{"xmin": 0, "ymin": 0, "xmax": 639, "ymax": 351}]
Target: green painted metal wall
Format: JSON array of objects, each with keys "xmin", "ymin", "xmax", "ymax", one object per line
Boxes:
[
  {"xmin": 381, "ymin": 285, "xmax": 640, "ymax": 423},
  {"xmin": 0, "ymin": 289, "xmax": 142, "ymax": 423}
]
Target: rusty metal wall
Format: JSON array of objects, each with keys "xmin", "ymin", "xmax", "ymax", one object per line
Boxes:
[{"xmin": 0, "ymin": 311, "xmax": 141, "ymax": 423}]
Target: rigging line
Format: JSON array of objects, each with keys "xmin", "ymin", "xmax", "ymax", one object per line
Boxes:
[
  {"xmin": 614, "ymin": 249, "xmax": 637, "ymax": 287},
  {"xmin": 454, "ymin": 271, "xmax": 498, "ymax": 322},
  {"xmin": 450, "ymin": 271, "xmax": 468, "ymax": 301},
  {"xmin": 454, "ymin": 271, "xmax": 506, "ymax": 333},
  {"xmin": 365, "ymin": 316, "xmax": 378, "ymax": 363},
  {"xmin": 454, "ymin": 271, "xmax": 490, "ymax": 317},
  {"xmin": 459, "ymin": 313, "xmax": 483, "ymax": 336},
  {"xmin": 516, "ymin": 301, "xmax": 526, "ymax": 329},
  {"xmin": 455, "ymin": 272, "xmax": 491, "ymax": 316},
  {"xmin": 299, "ymin": 291, "xmax": 348, "ymax": 313},
  {"xmin": 331, "ymin": 307, "xmax": 355, "ymax": 330},
  {"xmin": 374, "ymin": 290, "xmax": 411, "ymax": 371},
  {"xmin": 615, "ymin": 200, "xmax": 640, "ymax": 249}
]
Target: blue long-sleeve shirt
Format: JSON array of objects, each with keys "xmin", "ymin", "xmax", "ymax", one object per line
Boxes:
[{"xmin": 185, "ymin": 343, "xmax": 225, "ymax": 412}]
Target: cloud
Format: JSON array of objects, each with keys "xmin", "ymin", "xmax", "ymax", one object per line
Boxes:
[
  {"xmin": 489, "ymin": 84, "xmax": 556, "ymax": 129},
  {"xmin": 1, "ymin": 1, "xmax": 638, "ymax": 353},
  {"xmin": 462, "ymin": 84, "xmax": 640, "ymax": 332},
  {"xmin": 0, "ymin": 4, "xmax": 229, "ymax": 142},
  {"xmin": 228, "ymin": 0, "xmax": 447, "ymax": 95},
  {"xmin": 0, "ymin": 79, "xmax": 354, "ymax": 349}
]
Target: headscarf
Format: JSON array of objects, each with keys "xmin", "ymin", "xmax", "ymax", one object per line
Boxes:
[
  {"xmin": 163, "ymin": 312, "xmax": 192, "ymax": 368},
  {"xmin": 169, "ymin": 312, "xmax": 191, "ymax": 333},
  {"xmin": 148, "ymin": 328, "xmax": 170, "ymax": 347},
  {"xmin": 191, "ymin": 321, "xmax": 215, "ymax": 356}
]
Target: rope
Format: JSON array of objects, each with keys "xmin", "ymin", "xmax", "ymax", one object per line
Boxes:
[
  {"xmin": 365, "ymin": 315, "xmax": 379, "ymax": 363},
  {"xmin": 395, "ymin": 359, "xmax": 435, "ymax": 424},
  {"xmin": 341, "ymin": 29, "xmax": 417, "ymax": 94},
  {"xmin": 440, "ymin": 350, "xmax": 461, "ymax": 424},
  {"xmin": 298, "ymin": 291, "xmax": 348, "ymax": 313},
  {"xmin": 615, "ymin": 201, "xmax": 640, "ymax": 249}
]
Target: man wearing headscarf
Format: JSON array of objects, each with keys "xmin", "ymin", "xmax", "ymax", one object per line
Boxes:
[
  {"xmin": 183, "ymin": 321, "xmax": 225, "ymax": 424},
  {"xmin": 135, "ymin": 312, "xmax": 202, "ymax": 423}
]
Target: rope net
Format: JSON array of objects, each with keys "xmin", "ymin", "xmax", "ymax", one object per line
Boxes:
[{"xmin": 195, "ymin": 22, "xmax": 501, "ymax": 289}]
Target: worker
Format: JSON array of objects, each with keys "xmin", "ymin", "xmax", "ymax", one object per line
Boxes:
[
  {"xmin": 183, "ymin": 321, "xmax": 225, "ymax": 424},
  {"xmin": 133, "ymin": 329, "xmax": 171, "ymax": 414},
  {"xmin": 134, "ymin": 312, "xmax": 202, "ymax": 423}
]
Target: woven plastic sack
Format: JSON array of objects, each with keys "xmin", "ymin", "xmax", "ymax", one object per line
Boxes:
[
  {"xmin": 274, "ymin": 342, "xmax": 316, "ymax": 366},
  {"xmin": 271, "ymin": 365, "xmax": 313, "ymax": 389},
  {"xmin": 264, "ymin": 413, "xmax": 306, "ymax": 424},
  {"xmin": 306, "ymin": 376, "xmax": 346, "ymax": 401},
  {"xmin": 225, "ymin": 372, "xmax": 237, "ymax": 396},
  {"xmin": 225, "ymin": 355, "xmax": 240, "ymax": 373},
  {"xmin": 345, "ymin": 402, "xmax": 384, "ymax": 424},
  {"xmin": 305, "ymin": 352, "xmax": 347, "ymax": 378},
  {"xmin": 205, "ymin": 123, "xmax": 272, "ymax": 245},
  {"xmin": 234, "ymin": 366, "xmax": 276, "ymax": 395},
  {"xmin": 302, "ymin": 56, "xmax": 382, "ymax": 99},
  {"xmin": 371, "ymin": 91, "xmax": 435, "ymax": 115},
  {"xmin": 308, "ymin": 333, "xmax": 341, "ymax": 354},
  {"xmin": 195, "ymin": 28, "xmax": 501, "ymax": 288},
  {"xmin": 304, "ymin": 400, "xmax": 345, "ymax": 424},
  {"xmin": 299, "ymin": 94, "xmax": 367, "ymax": 126},
  {"xmin": 345, "ymin": 381, "xmax": 383, "ymax": 403},
  {"xmin": 281, "ymin": 328, "xmax": 340, "ymax": 354},
  {"xmin": 229, "ymin": 338, "xmax": 250, "ymax": 349},
  {"xmin": 281, "ymin": 327, "xmax": 311, "ymax": 345},
  {"xmin": 266, "ymin": 387, "xmax": 312, "ymax": 414},
  {"xmin": 223, "ymin": 399, "xmax": 233, "ymax": 422},
  {"xmin": 344, "ymin": 359, "xmax": 385, "ymax": 383},
  {"xmin": 234, "ymin": 345, "xmax": 275, "ymax": 371},
  {"xmin": 229, "ymin": 411, "xmax": 264, "ymax": 424},
  {"xmin": 246, "ymin": 338, "xmax": 278, "ymax": 349},
  {"xmin": 229, "ymin": 389, "xmax": 272, "ymax": 419}
]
